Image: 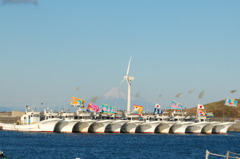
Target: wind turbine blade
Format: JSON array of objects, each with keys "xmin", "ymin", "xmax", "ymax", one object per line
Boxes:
[
  {"xmin": 126, "ymin": 56, "xmax": 132, "ymax": 76},
  {"xmin": 120, "ymin": 78, "xmax": 125, "ymax": 84}
]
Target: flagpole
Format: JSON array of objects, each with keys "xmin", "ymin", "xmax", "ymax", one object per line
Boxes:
[
  {"xmin": 223, "ymin": 98, "xmax": 226, "ymax": 122},
  {"xmin": 170, "ymin": 99, "xmax": 173, "ymax": 119},
  {"xmin": 223, "ymin": 104, "xmax": 225, "ymax": 122},
  {"xmin": 223, "ymin": 98, "xmax": 229, "ymax": 122}
]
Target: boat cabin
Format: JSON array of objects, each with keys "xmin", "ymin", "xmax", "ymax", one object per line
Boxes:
[
  {"xmin": 155, "ymin": 111, "xmax": 170, "ymax": 121},
  {"xmin": 42, "ymin": 112, "xmax": 59, "ymax": 121},
  {"xmin": 75, "ymin": 112, "xmax": 92, "ymax": 120},
  {"xmin": 59, "ymin": 112, "xmax": 75, "ymax": 120},
  {"xmin": 170, "ymin": 111, "xmax": 187, "ymax": 121},
  {"xmin": 127, "ymin": 114, "xmax": 140, "ymax": 121},
  {"xmin": 20, "ymin": 112, "xmax": 40, "ymax": 125}
]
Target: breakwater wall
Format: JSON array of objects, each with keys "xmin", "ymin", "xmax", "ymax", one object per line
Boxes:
[
  {"xmin": 229, "ymin": 121, "xmax": 240, "ymax": 132},
  {"xmin": 0, "ymin": 112, "xmax": 23, "ymax": 124}
]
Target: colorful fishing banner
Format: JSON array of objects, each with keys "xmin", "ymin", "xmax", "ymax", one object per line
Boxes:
[
  {"xmin": 87, "ymin": 103, "xmax": 100, "ymax": 112},
  {"xmin": 133, "ymin": 105, "xmax": 143, "ymax": 115},
  {"xmin": 206, "ymin": 112, "xmax": 214, "ymax": 117},
  {"xmin": 170, "ymin": 100, "xmax": 183, "ymax": 110},
  {"xmin": 197, "ymin": 109, "xmax": 205, "ymax": 117},
  {"xmin": 70, "ymin": 97, "xmax": 85, "ymax": 107},
  {"xmin": 225, "ymin": 97, "xmax": 238, "ymax": 107},
  {"xmin": 101, "ymin": 104, "xmax": 115, "ymax": 114}
]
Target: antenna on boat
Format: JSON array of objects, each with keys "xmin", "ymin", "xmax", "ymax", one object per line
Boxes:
[{"xmin": 121, "ymin": 56, "xmax": 135, "ymax": 114}]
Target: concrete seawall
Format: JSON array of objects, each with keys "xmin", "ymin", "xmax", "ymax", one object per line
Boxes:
[
  {"xmin": 228, "ymin": 121, "xmax": 240, "ymax": 132},
  {"xmin": 0, "ymin": 116, "xmax": 20, "ymax": 124},
  {"xmin": 0, "ymin": 111, "xmax": 23, "ymax": 124}
]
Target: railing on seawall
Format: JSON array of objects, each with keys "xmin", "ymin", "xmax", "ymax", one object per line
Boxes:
[{"xmin": 206, "ymin": 150, "xmax": 240, "ymax": 159}]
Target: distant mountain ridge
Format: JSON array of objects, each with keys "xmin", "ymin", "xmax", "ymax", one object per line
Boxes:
[
  {"xmin": 103, "ymin": 87, "xmax": 126, "ymax": 99},
  {"xmin": 90, "ymin": 87, "xmax": 154, "ymax": 111}
]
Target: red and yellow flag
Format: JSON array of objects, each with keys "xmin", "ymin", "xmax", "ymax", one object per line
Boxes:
[
  {"xmin": 70, "ymin": 97, "xmax": 84, "ymax": 107},
  {"xmin": 132, "ymin": 105, "xmax": 143, "ymax": 115}
]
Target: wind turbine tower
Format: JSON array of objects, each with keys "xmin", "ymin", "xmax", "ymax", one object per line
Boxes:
[{"xmin": 121, "ymin": 56, "xmax": 135, "ymax": 114}]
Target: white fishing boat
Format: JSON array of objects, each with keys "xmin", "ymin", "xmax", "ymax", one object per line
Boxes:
[
  {"xmin": 54, "ymin": 110, "xmax": 97, "ymax": 133},
  {"xmin": 163, "ymin": 110, "xmax": 192, "ymax": 134},
  {"xmin": 105, "ymin": 120, "xmax": 129, "ymax": 133},
  {"xmin": 135, "ymin": 120, "xmax": 162, "ymax": 133},
  {"xmin": 120, "ymin": 115, "xmax": 143, "ymax": 133},
  {"xmin": 189, "ymin": 105, "xmax": 235, "ymax": 134},
  {"xmin": 72, "ymin": 120, "xmax": 95, "ymax": 133},
  {"xmin": 212, "ymin": 121, "xmax": 236, "ymax": 134},
  {"xmin": 72, "ymin": 111, "xmax": 95, "ymax": 133},
  {"xmin": 152, "ymin": 112, "xmax": 175, "ymax": 133},
  {"xmin": 155, "ymin": 121, "xmax": 176, "ymax": 134},
  {"xmin": 0, "ymin": 108, "xmax": 62, "ymax": 132},
  {"xmin": 185, "ymin": 121, "xmax": 210, "ymax": 134},
  {"xmin": 184, "ymin": 115, "xmax": 211, "ymax": 134},
  {"xmin": 169, "ymin": 121, "xmax": 194, "ymax": 134},
  {"xmin": 54, "ymin": 112, "xmax": 76, "ymax": 133},
  {"xmin": 88, "ymin": 119, "xmax": 114, "ymax": 133},
  {"xmin": 201, "ymin": 121, "xmax": 220, "ymax": 134},
  {"xmin": 54, "ymin": 97, "xmax": 96, "ymax": 133},
  {"xmin": 120, "ymin": 120, "xmax": 143, "ymax": 133}
]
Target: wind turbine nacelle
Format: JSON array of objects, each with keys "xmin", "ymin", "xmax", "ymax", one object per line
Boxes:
[
  {"xmin": 124, "ymin": 76, "xmax": 135, "ymax": 81},
  {"xmin": 128, "ymin": 76, "xmax": 135, "ymax": 81}
]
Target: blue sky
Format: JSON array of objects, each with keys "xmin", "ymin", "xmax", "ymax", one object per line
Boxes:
[{"xmin": 0, "ymin": 0, "xmax": 240, "ymax": 111}]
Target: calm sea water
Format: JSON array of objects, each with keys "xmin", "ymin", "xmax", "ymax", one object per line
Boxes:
[{"xmin": 0, "ymin": 131, "xmax": 239, "ymax": 159}]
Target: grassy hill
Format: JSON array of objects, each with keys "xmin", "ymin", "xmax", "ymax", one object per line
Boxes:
[{"xmin": 186, "ymin": 99, "xmax": 240, "ymax": 118}]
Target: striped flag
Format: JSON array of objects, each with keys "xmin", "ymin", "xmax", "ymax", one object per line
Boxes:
[{"xmin": 170, "ymin": 100, "xmax": 183, "ymax": 110}]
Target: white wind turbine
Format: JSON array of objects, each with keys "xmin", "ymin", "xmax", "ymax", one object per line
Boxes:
[{"xmin": 121, "ymin": 56, "xmax": 135, "ymax": 114}]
